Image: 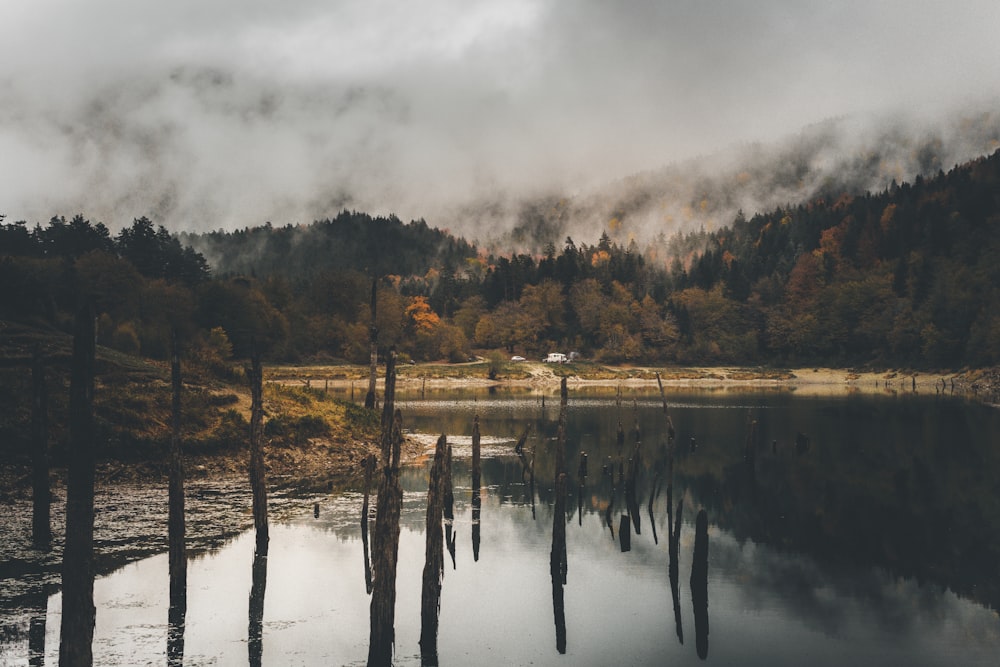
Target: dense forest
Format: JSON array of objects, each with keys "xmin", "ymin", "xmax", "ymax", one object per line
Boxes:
[{"xmin": 2, "ymin": 149, "xmax": 999, "ymax": 369}]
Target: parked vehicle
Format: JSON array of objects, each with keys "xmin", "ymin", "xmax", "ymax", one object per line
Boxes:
[
  {"xmin": 544, "ymin": 353, "xmax": 567, "ymax": 363},
  {"xmin": 511, "ymin": 356, "xmax": 526, "ymax": 362}
]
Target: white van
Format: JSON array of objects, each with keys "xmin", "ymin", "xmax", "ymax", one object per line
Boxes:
[{"xmin": 544, "ymin": 353, "xmax": 567, "ymax": 363}]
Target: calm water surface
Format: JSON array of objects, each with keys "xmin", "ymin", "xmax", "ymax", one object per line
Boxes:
[{"xmin": 6, "ymin": 387, "xmax": 1000, "ymax": 665}]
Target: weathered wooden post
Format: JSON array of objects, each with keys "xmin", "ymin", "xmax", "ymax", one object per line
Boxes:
[
  {"xmin": 577, "ymin": 452, "xmax": 587, "ymax": 526},
  {"xmin": 368, "ymin": 351, "xmax": 404, "ymax": 667},
  {"xmin": 529, "ymin": 448, "xmax": 537, "ymax": 520},
  {"xmin": 472, "ymin": 414, "xmax": 481, "ymax": 562},
  {"xmin": 248, "ymin": 347, "xmax": 268, "ymax": 553},
  {"xmin": 365, "ymin": 279, "xmax": 378, "ymax": 410},
  {"xmin": 167, "ymin": 331, "xmax": 187, "ymax": 667},
  {"xmin": 31, "ymin": 345, "xmax": 50, "ymax": 547},
  {"xmin": 472, "ymin": 414, "xmax": 481, "ymax": 486},
  {"xmin": 420, "ymin": 434, "xmax": 447, "ymax": 665},
  {"xmin": 550, "ymin": 378, "xmax": 569, "ymax": 653},
  {"xmin": 59, "ymin": 300, "xmax": 97, "ymax": 667},
  {"xmin": 552, "ymin": 379, "xmax": 568, "ymax": 576},
  {"xmin": 616, "ymin": 385, "xmax": 624, "ymax": 450}
]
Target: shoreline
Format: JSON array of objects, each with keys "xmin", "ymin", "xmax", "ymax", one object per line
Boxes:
[{"xmin": 268, "ymin": 364, "xmax": 988, "ymax": 400}]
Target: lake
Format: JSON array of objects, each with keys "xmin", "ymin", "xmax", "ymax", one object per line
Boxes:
[{"xmin": 3, "ymin": 386, "xmax": 1000, "ymax": 665}]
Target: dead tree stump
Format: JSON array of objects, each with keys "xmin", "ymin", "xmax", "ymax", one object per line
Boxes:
[
  {"xmin": 365, "ymin": 279, "xmax": 378, "ymax": 409},
  {"xmin": 167, "ymin": 332, "xmax": 187, "ymax": 666},
  {"xmin": 31, "ymin": 345, "xmax": 50, "ymax": 548},
  {"xmin": 248, "ymin": 349, "xmax": 268, "ymax": 553},
  {"xmin": 368, "ymin": 352, "xmax": 404, "ymax": 667},
  {"xmin": 59, "ymin": 301, "xmax": 97, "ymax": 667}
]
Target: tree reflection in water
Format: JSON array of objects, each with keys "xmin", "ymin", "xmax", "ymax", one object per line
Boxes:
[
  {"xmin": 691, "ymin": 509, "xmax": 709, "ymax": 660},
  {"xmin": 27, "ymin": 587, "xmax": 47, "ymax": 667},
  {"xmin": 248, "ymin": 549, "xmax": 267, "ymax": 667}
]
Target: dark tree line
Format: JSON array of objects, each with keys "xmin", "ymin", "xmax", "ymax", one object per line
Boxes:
[{"xmin": 3, "ymin": 148, "xmax": 999, "ymax": 369}]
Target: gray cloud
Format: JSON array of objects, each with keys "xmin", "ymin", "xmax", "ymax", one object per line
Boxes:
[{"xmin": 2, "ymin": 0, "xmax": 1000, "ymax": 241}]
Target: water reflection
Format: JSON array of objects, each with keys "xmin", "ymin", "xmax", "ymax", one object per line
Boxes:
[
  {"xmin": 443, "ymin": 444, "xmax": 456, "ymax": 570},
  {"xmin": 167, "ymin": 575, "xmax": 186, "ymax": 667},
  {"xmin": 248, "ymin": 549, "xmax": 267, "ymax": 667},
  {"xmin": 669, "ymin": 497, "xmax": 684, "ymax": 646},
  {"xmin": 691, "ymin": 509, "xmax": 709, "ymax": 660},
  {"xmin": 27, "ymin": 587, "xmax": 47, "ymax": 667},
  {"xmin": 6, "ymin": 388, "xmax": 1000, "ymax": 665},
  {"xmin": 419, "ymin": 435, "xmax": 446, "ymax": 666},
  {"xmin": 472, "ymin": 415, "xmax": 482, "ymax": 562},
  {"xmin": 361, "ymin": 453, "xmax": 375, "ymax": 594}
]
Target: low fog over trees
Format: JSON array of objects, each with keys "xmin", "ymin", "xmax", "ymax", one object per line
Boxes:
[{"xmin": 3, "ymin": 149, "xmax": 1000, "ymax": 369}]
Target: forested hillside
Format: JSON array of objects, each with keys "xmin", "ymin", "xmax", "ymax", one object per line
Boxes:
[
  {"xmin": 182, "ymin": 210, "xmax": 476, "ymax": 279},
  {"xmin": 2, "ymin": 150, "xmax": 998, "ymax": 369}
]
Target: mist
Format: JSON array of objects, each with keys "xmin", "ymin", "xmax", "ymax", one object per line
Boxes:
[{"xmin": 3, "ymin": 0, "xmax": 1000, "ymax": 246}]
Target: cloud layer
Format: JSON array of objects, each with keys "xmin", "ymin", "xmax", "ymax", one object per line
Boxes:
[{"xmin": 3, "ymin": 0, "xmax": 1000, "ymax": 240}]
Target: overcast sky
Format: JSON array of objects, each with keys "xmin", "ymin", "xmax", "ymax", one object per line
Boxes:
[{"xmin": 2, "ymin": 0, "xmax": 1000, "ymax": 235}]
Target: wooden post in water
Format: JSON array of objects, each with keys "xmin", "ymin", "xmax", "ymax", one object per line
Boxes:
[
  {"xmin": 368, "ymin": 351, "xmax": 403, "ymax": 667},
  {"xmin": 550, "ymin": 378, "xmax": 569, "ymax": 653},
  {"xmin": 471, "ymin": 414, "xmax": 482, "ymax": 562},
  {"xmin": 248, "ymin": 347, "xmax": 268, "ymax": 553},
  {"xmin": 365, "ymin": 279, "xmax": 379, "ymax": 410},
  {"xmin": 31, "ymin": 345, "xmax": 50, "ymax": 547},
  {"xmin": 472, "ymin": 414, "xmax": 481, "ymax": 486},
  {"xmin": 167, "ymin": 331, "xmax": 187, "ymax": 667},
  {"xmin": 59, "ymin": 300, "xmax": 97, "ymax": 667},
  {"xmin": 420, "ymin": 434, "xmax": 447, "ymax": 665},
  {"xmin": 551, "ymin": 379, "xmax": 568, "ymax": 580},
  {"xmin": 529, "ymin": 448, "xmax": 537, "ymax": 520}
]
